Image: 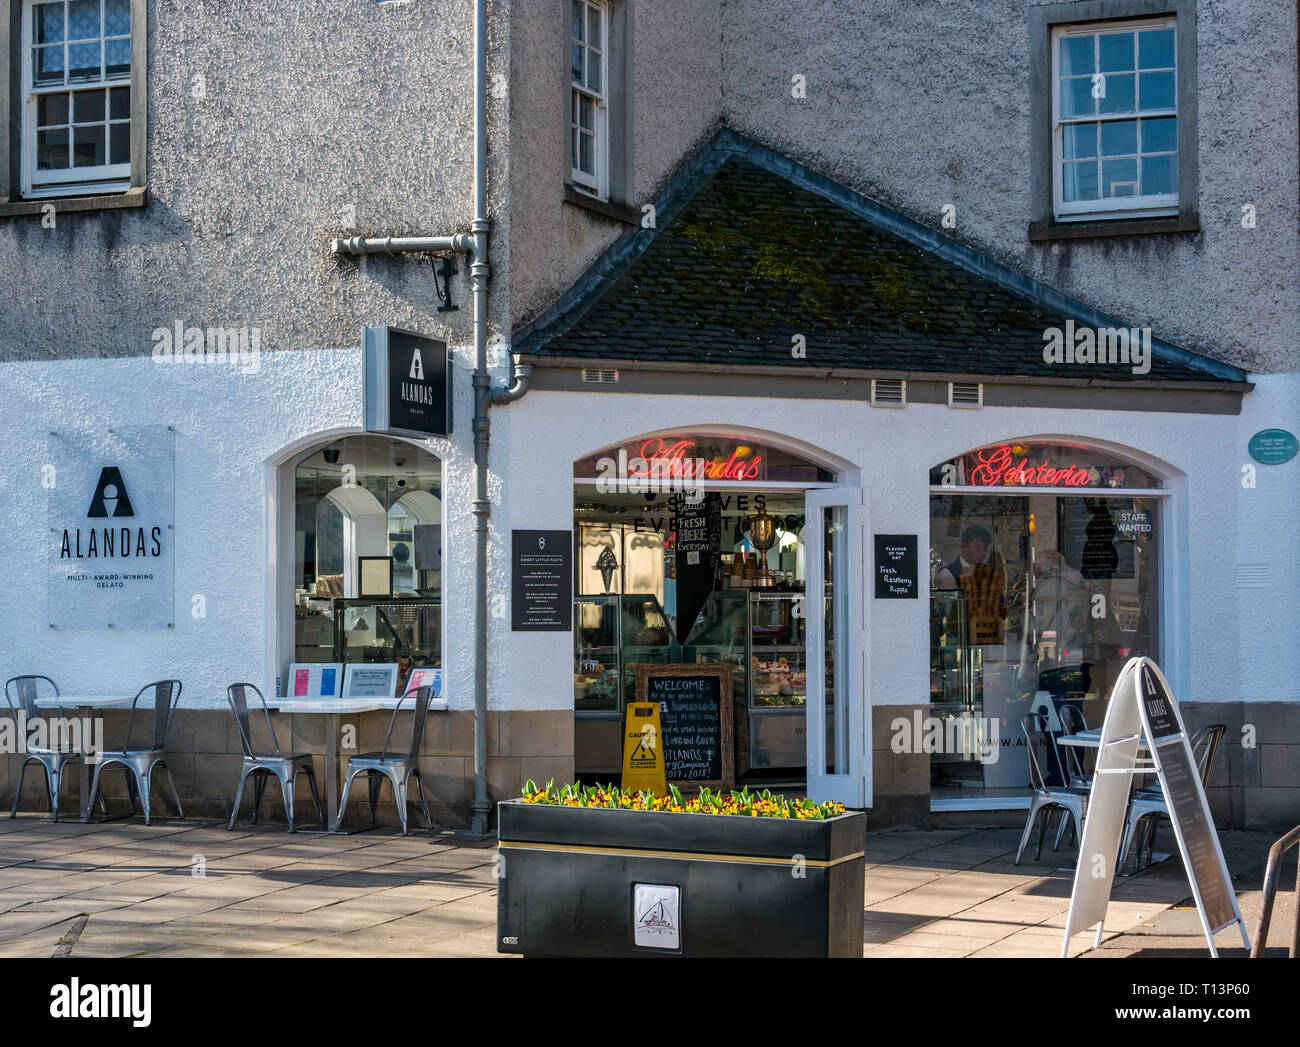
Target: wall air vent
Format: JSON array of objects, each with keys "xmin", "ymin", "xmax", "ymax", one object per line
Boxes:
[
  {"xmin": 871, "ymin": 378, "xmax": 906, "ymax": 407},
  {"xmin": 948, "ymin": 382, "xmax": 983, "ymax": 408},
  {"xmin": 581, "ymin": 368, "xmax": 620, "ymax": 384},
  {"xmin": 1236, "ymin": 563, "xmax": 1268, "ymax": 589}
]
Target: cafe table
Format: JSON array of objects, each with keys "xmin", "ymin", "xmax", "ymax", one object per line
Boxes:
[
  {"xmin": 270, "ymin": 697, "xmax": 415, "ymax": 833},
  {"xmin": 1056, "ymin": 727, "xmax": 1166, "ymax": 871},
  {"xmin": 33, "ymin": 694, "xmax": 135, "ymax": 822}
]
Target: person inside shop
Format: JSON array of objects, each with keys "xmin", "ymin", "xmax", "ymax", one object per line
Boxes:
[{"xmin": 934, "ymin": 525, "xmax": 992, "ymax": 590}]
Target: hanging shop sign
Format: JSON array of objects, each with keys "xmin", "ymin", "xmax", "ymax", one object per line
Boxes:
[
  {"xmin": 363, "ymin": 326, "xmax": 451, "ymax": 439},
  {"xmin": 635, "ymin": 663, "xmax": 734, "ymax": 790},
  {"xmin": 511, "ymin": 530, "xmax": 572, "ymax": 631},
  {"xmin": 874, "ymin": 534, "xmax": 918, "ymax": 599},
  {"xmin": 1061, "ymin": 657, "xmax": 1248, "ymax": 957},
  {"xmin": 673, "ymin": 492, "xmax": 723, "ymax": 644},
  {"xmin": 47, "ymin": 425, "xmax": 175, "ymax": 631},
  {"xmin": 1247, "ymin": 428, "xmax": 1299, "ymax": 466}
]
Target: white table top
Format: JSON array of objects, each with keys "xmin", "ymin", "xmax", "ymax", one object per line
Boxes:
[
  {"xmin": 271, "ymin": 697, "xmax": 444, "ymax": 714},
  {"xmin": 1059, "ymin": 728, "xmax": 1150, "ymax": 749},
  {"xmin": 35, "ymin": 695, "xmax": 134, "ymax": 709}
]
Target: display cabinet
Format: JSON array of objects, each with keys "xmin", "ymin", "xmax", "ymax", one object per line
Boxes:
[
  {"xmin": 743, "ymin": 591, "xmax": 810, "ymax": 772},
  {"xmin": 575, "ymin": 590, "xmax": 815, "ymax": 778},
  {"xmin": 574, "ymin": 594, "xmax": 672, "ymax": 714}
]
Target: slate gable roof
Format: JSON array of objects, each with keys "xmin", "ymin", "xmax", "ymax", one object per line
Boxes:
[{"xmin": 513, "ymin": 131, "xmax": 1246, "ymax": 384}]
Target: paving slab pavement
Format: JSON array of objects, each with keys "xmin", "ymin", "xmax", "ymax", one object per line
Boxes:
[{"xmin": 0, "ymin": 815, "xmax": 1280, "ymax": 957}]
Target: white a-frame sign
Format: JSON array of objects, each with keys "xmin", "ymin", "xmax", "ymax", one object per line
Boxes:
[{"xmin": 1061, "ymin": 656, "xmax": 1249, "ymax": 957}]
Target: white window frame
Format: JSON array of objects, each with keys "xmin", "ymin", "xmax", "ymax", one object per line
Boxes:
[
  {"xmin": 570, "ymin": 0, "xmax": 609, "ymax": 200},
  {"xmin": 20, "ymin": 0, "xmax": 131, "ymax": 198},
  {"xmin": 1051, "ymin": 17, "xmax": 1178, "ymax": 222}
]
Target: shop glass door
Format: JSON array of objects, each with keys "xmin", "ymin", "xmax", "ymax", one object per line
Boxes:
[{"xmin": 804, "ymin": 488, "xmax": 867, "ymax": 807}]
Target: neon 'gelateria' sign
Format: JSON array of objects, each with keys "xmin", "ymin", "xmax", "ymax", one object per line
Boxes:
[{"xmin": 968, "ymin": 444, "xmax": 1097, "ymax": 488}]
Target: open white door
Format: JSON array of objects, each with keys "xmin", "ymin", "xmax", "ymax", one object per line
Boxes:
[{"xmin": 804, "ymin": 488, "xmax": 868, "ymax": 807}]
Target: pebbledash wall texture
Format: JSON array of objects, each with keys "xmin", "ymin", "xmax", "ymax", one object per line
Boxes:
[{"xmin": 2, "ymin": 1, "xmax": 1298, "ymax": 828}]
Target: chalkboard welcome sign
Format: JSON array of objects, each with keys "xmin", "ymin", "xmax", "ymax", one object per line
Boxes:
[{"xmin": 635, "ymin": 663, "xmax": 734, "ymax": 791}]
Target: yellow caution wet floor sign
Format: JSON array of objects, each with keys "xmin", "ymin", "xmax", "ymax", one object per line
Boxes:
[{"xmin": 622, "ymin": 702, "xmax": 666, "ymax": 796}]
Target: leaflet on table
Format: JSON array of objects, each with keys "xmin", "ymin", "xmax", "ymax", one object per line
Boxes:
[
  {"xmin": 342, "ymin": 663, "xmax": 400, "ymax": 699},
  {"xmin": 287, "ymin": 663, "xmax": 344, "ymax": 700},
  {"xmin": 403, "ymin": 666, "xmax": 443, "ymax": 699}
]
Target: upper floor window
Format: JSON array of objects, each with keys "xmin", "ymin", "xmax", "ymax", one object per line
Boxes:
[
  {"xmin": 570, "ymin": 0, "xmax": 608, "ymax": 199},
  {"xmin": 21, "ymin": 0, "xmax": 132, "ymax": 197},
  {"xmin": 1052, "ymin": 18, "xmax": 1177, "ymax": 222}
]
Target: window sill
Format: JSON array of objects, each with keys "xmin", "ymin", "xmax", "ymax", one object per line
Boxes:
[
  {"xmin": 1028, "ymin": 211, "xmax": 1199, "ymax": 242},
  {"xmin": 0, "ymin": 186, "xmax": 147, "ymax": 219},
  {"xmin": 563, "ymin": 184, "xmax": 640, "ymax": 226}
]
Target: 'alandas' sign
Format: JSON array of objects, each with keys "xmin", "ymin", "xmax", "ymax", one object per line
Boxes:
[{"xmin": 47, "ymin": 426, "xmax": 176, "ymax": 630}]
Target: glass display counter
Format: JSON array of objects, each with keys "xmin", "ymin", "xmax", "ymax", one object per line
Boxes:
[{"xmin": 574, "ymin": 590, "xmax": 811, "ymax": 778}]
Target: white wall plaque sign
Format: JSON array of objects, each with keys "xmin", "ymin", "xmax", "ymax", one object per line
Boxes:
[
  {"xmin": 47, "ymin": 426, "xmax": 175, "ymax": 630},
  {"xmin": 633, "ymin": 883, "xmax": 681, "ymax": 951}
]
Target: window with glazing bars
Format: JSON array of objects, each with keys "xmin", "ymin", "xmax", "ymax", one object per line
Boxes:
[
  {"xmin": 22, "ymin": 0, "xmax": 131, "ymax": 196},
  {"xmin": 1052, "ymin": 18, "xmax": 1177, "ymax": 221},
  {"xmin": 570, "ymin": 0, "xmax": 608, "ymax": 198}
]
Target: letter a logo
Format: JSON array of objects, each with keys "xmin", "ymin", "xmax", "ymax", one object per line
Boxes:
[
  {"xmin": 88, "ymin": 467, "xmax": 134, "ymax": 518},
  {"xmin": 409, "ymin": 348, "xmax": 424, "ymax": 381}
]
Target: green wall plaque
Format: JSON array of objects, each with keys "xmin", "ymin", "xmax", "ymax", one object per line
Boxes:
[{"xmin": 1248, "ymin": 429, "xmax": 1299, "ymax": 465}]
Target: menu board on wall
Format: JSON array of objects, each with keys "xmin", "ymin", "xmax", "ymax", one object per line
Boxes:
[
  {"xmin": 672, "ymin": 493, "xmax": 723, "ymax": 645},
  {"xmin": 635, "ymin": 664, "xmax": 734, "ymax": 790},
  {"xmin": 874, "ymin": 535, "xmax": 918, "ymax": 598},
  {"xmin": 511, "ymin": 530, "xmax": 573, "ymax": 631}
]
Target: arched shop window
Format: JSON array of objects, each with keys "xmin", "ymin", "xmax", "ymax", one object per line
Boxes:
[
  {"xmin": 928, "ymin": 440, "xmax": 1162, "ymax": 797},
  {"xmin": 293, "ymin": 435, "xmax": 442, "ymax": 675}
]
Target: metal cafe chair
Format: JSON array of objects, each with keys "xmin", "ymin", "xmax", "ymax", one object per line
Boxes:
[
  {"xmin": 87, "ymin": 680, "xmax": 184, "ymax": 825},
  {"xmin": 1051, "ymin": 704, "xmax": 1093, "ymax": 850},
  {"xmin": 1119, "ymin": 723, "xmax": 1225, "ymax": 870},
  {"xmin": 335, "ymin": 686, "xmax": 435, "ymax": 836},
  {"xmin": 5, "ymin": 675, "xmax": 105, "ymax": 822},
  {"xmin": 226, "ymin": 683, "xmax": 324, "ymax": 832},
  {"xmin": 1015, "ymin": 713, "xmax": 1090, "ymax": 865}
]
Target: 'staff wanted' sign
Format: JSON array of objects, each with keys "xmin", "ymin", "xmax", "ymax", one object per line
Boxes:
[
  {"xmin": 512, "ymin": 530, "xmax": 572, "ymax": 631},
  {"xmin": 47, "ymin": 426, "xmax": 176, "ymax": 630}
]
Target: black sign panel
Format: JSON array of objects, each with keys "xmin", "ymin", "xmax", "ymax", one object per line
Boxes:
[
  {"xmin": 365, "ymin": 327, "xmax": 450, "ymax": 438},
  {"xmin": 672, "ymin": 492, "xmax": 723, "ymax": 644},
  {"xmin": 874, "ymin": 534, "xmax": 918, "ymax": 599},
  {"xmin": 1138, "ymin": 661, "xmax": 1180, "ymax": 739},
  {"xmin": 511, "ymin": 530, "xmax": 572, "ymax": 631},
  {"xmin": 1155, "ymin": 739, "xmax": 1238, "ymax": 932},
  {"xmin": 388, "ymin": 330, "xmax": 448, "ymax": 436},
  {"xmin": 1137, "ymin": 659, "xmax": 1239, "ymax": 935},
  {"xmin": 645, "ymin": 674, "xmax": 724, "ymax": 784}
]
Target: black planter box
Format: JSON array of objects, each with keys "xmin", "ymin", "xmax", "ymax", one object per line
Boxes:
[{"xmin": 496, "ymin": 800, "xmax": 866, "ymax": 957}]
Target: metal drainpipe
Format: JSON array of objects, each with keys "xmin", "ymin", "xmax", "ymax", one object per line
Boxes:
[
  {"xmin": 468, "ymin": 0, "xmax": 493, "ymax": 836},
  {"xmin": 330, "ymin": 0, "xmax": 528, "ymax": 836}
]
